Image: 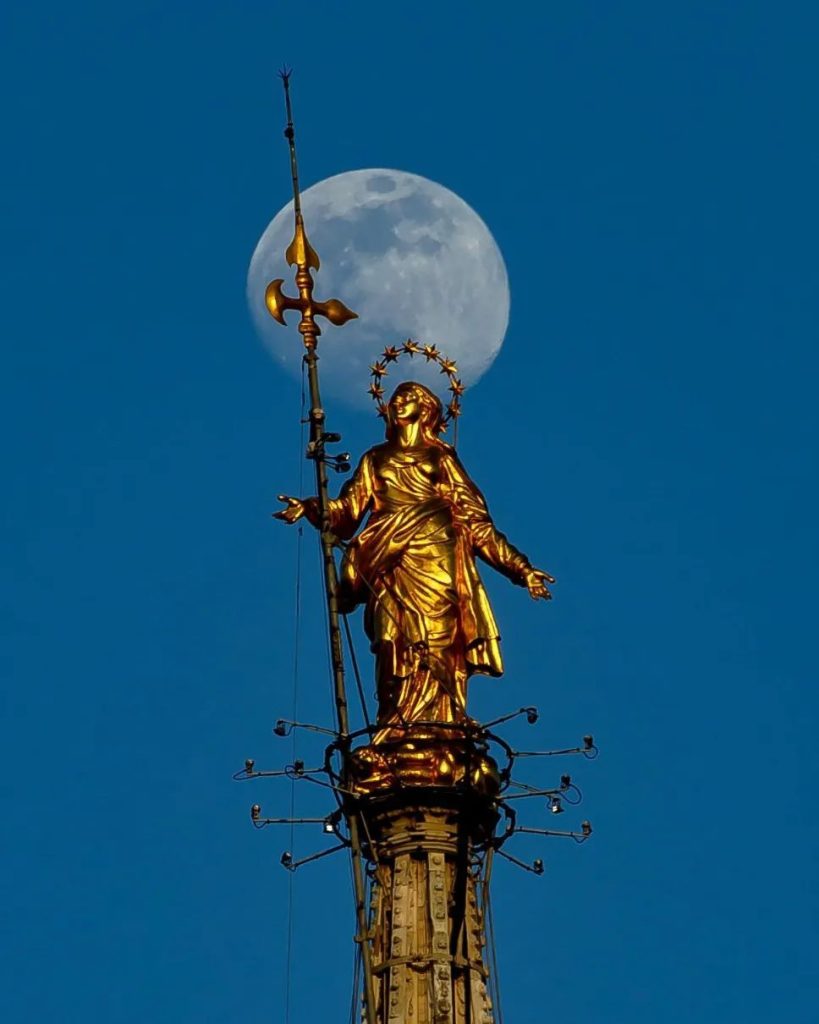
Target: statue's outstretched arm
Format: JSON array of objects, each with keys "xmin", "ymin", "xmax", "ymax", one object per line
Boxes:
[
  {"xmin": 443, "ymin": 450, "xmax": 555, "ymax": 601},
  {"xmin": 274, "ymin": 452, "xmax": 374, "ymax": 540}
]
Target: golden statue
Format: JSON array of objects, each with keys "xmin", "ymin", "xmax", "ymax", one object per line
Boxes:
[
  {"xmin": 276, "ymin": 376, "xmax": 554, "ymax": 788},
  {"xmin": 252, "ymin": 78, "xmax": 598, "ymax": 1024}
]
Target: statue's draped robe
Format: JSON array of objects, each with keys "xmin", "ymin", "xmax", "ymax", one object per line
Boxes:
[{"xmin": 317, "ymin": 442, "xmax": 533, "ymax": 739}]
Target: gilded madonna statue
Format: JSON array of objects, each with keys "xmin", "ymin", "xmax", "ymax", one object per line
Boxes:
[{"xmin": 276, "ymin": 378, "xmax": 554, "ymax": 787}]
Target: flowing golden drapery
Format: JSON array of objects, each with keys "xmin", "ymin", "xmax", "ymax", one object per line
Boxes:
[{"xmin": 306, "ymin": 441, "xmax": 534, "ymax": 742}]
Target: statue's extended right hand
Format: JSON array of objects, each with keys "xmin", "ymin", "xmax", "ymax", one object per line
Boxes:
[{"xmin": 273, "ymin": 495, "xmax": 305, "ymax": 524}]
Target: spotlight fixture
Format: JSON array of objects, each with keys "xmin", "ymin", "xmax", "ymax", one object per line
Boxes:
[
  {"xmin": 274, "ymin": 720, "xmax": 287, "ymax": 737},
  {"xmin": 526, "ymin": 707, "xmax": 539, "ymax": 725},
  {"xmin": 322, "ymin": 431, "xmax": 342, "ymax": 443},
  {"xmin": 245, "ymin": 758, "xmax": 255, "ymax": 774},
  {"xmin": 581, "ymin": 820, "xmax": 592, "ymax": 837},
  {"xmin": 293, "ymin": 759, "xmax": 305, "ymax": 775},
  {"xmin": 250, "ymin": 804, "xmax": 261, "ymax": 822},
  {"xmin": 560, "ymin": 774, "xmax": 571, "ymax": 789},
  {"xmin": 549, "ymin": 796, "xmax": 564, "ymax": 815},
  {"xmin": 280, "ymin": 851, "xmax": 293, "ymax": 868},
  {"xmin": 583, "ymin": 735, "xmax": 594, "ymax": 750},
  {"xmin": 533, "ymin": 859, "xmax": 544, "ymax": 875}
]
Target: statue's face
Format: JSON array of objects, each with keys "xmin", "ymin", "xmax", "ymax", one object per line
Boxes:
[{"xmin": 390, "ymin": 385, "xmax": 425, "ymax": 424}]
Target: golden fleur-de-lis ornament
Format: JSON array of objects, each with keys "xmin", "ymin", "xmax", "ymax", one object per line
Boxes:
[{"xmin": 264, "ymin": 71, "xmax": 357, "ymax": 350}]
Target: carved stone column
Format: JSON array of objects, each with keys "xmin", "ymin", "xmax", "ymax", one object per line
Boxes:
[{"xmin": 357, "ymin": 791, "xmax": 498, "ymax": 1024}]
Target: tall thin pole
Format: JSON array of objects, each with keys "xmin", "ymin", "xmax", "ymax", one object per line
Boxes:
[{"xmin": 268, "ymin": 69, "xmax": 376, "ymax": 1024}]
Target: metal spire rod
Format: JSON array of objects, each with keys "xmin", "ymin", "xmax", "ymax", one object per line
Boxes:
[
  {"xmin": 280, "ymin": 68, "xmax": 303, "ymax": 221},
  {"xmin": 266, "ymin": 69, "xmax": 376, "ymax": 1024}
]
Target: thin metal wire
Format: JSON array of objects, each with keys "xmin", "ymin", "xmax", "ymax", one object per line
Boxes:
[
  {"xmin": 342, "ymin": 612, "xmax": 373, "ymax": 732},
  {"xmin": 284, "ymin": 359, "xmax": 307, "ymax": 1024},
  {"xmin": 345, "ymin": 833, "xmax": 366, "ymax": 1022},
  {"xmin": 348, "ymin": 934, "xmax": 363, "ymax": 1024},
  {"xmin": 357, "ymin": 805, "xmax": 390, "ymax": 892},
  {"xmin": 318, "ymin": 542, "xmax": 339, "ymax": 716},
  {"xmin": 304, "ymin": 431, "xmax": 377, "ymax": 1024},
  {"xmin": 484, "ymin": 853, "xmax": 504, "ymax": 1024}
]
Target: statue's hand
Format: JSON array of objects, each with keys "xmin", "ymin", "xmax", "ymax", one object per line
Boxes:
[
  {"xmin": 525, "ymin": 568, "xmax": 555, "ymax": 601},
  {"xmin": 273, "ymin": 495, "xmax": 306, "ymax": 525}
]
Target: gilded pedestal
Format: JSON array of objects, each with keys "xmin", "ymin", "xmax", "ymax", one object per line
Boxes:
[{"xmin": 352, "ymin": 753, "xmax": 500, "ymax": 1024}]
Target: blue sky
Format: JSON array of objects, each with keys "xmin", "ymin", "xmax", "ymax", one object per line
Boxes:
[{"xmin": 2, "ymin": 2, "xmax": 818, "ymax": 1022}]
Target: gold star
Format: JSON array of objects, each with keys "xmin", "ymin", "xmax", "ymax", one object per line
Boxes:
[
  {"xmin": 382, "ymin": 345, "xmax": 401, "ymax": 363},
  {"xmin": 447, "ymin": 398, "xmax": 462, "ymax": 418},
  {"xmin": 368, "ymin": 381, "xmax": 385, "ymax": 398},
  {"xmin": 376, "ymin": 402, "xmax": 388, "ymax": 419},
  {"xmin": 403, "ymin": 339, "xmax": 421, "ymax": 356},
  {"xmin": 369, "ymin": 360, "xmax": 388, "ymax": 378},
  {"xmin": 439, "ymin": 358, "xmax": 458, "ymax": 376},
  {"xmin": 422, "ymin": 344, "xmax": 440, "ymax": 362},
  {"xmin": 448, "ymin": 378, "xmax": 465, "ymax": 397}
]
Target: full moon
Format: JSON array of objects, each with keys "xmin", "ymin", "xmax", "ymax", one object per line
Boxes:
[{"xmin": 247, "ymin": 169, "xmax": 509, "ymax": 408}]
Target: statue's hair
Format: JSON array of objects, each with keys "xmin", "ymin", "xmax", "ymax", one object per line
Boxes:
[{"xmin": 384, "ymin": 382, "xmax": 447, "ymax": 445}]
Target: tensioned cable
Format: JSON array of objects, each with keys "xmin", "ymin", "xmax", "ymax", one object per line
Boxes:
[
  {"xmin": 342, "ymin": 612, "xmax": 373, "ymax": 732},
  {"xmin": 309, "ymin": 442, "xmax": 377, "ymax": 1024},
  {"xmin": 317, "ymin": 542, "xmax": 339, "ymax": 717},
  {"xmin": 284, "ymin": 359, "xmax": 307, "ymax": 1024},
  {"xmin": 348, "ymin": 924, "xmax": 363, "ymax": 1024},
  {"xmin": 344, "ymin": 824, "xmax": 371, "ymax": 1021},
  {"xmin": 357, "ymin": 805, "xmax": 389, "ymax": 891},
  {"xmin": 484, "ymin": 851, "xmax": 504, "ymax": 1024}
]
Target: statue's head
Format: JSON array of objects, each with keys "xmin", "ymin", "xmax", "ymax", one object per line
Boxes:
[{"xmin": 385, "ymin": 381, "xmax": 445, "ymax": 443}]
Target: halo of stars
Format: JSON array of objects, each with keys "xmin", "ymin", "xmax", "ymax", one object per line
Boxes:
[{"xmin": 368, "ymin": 340, "xmax": 465, "ymax": 428}]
